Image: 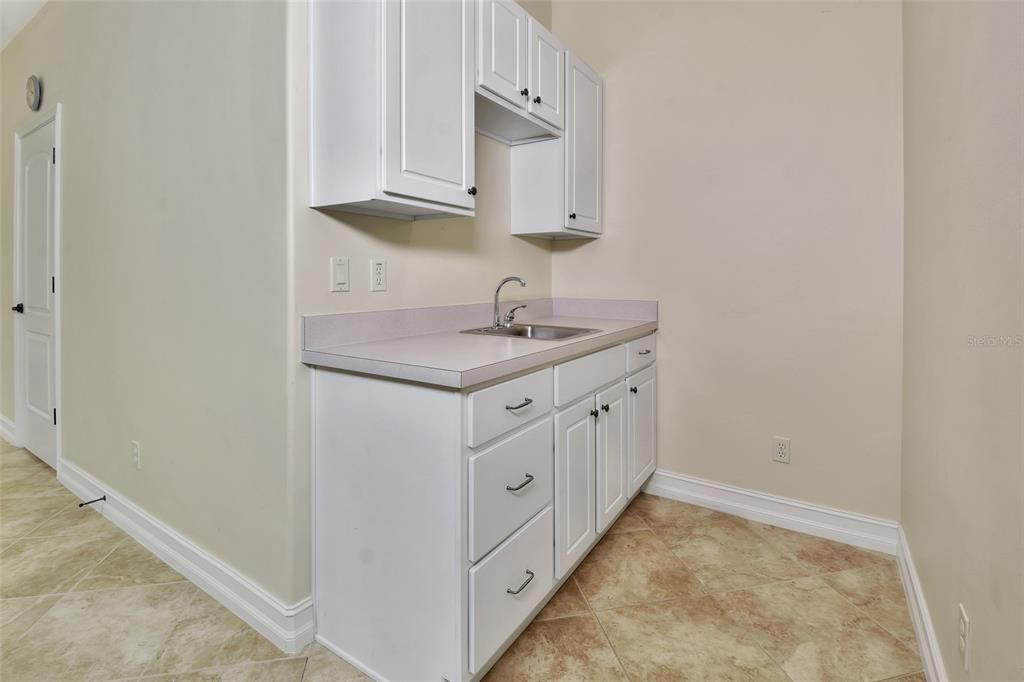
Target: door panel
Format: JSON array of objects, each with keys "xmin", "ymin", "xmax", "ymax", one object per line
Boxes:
[
  {"xmin": 478, "ymin": 0, "xmax": 527, "ymax": 108},
  {"xmin": 596, "ymin": 382, "xmax": 627, "ymax": 532},
  {"xmin": 16, "ymin": 118, "xmax": 57, "ymax": 467},
  {"xmin": 554, "ymin": 397, "xmax": 596, "ymax": 579},
  {"xmin": 382, "ymin": 0, "xmax": 475, "ymax": 209},
  {"xmin": 527, "ymin": 18, "xmax": 564, "ymax": 129},
  {"xmin": 565, "ymin": 52, "xmax": 602, "ymax": 233},
  {"xmin": 628, "ymin": 366, "xmax": 657, "ymax": 496}
]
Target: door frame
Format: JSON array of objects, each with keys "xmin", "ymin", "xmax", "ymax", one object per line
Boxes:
[{"xmin": 12, "ymin": 103, "xmax": 63, "ymax": 472}]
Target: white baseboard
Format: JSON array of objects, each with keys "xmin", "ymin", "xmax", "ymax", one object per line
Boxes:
[
  {"xmin": 0, "ymin": 414, "xmax": 19, "ymax": 446},
  {"xmin": 897, "ymin": 527, "xmax": 948, "ymax": 682},
  {"xmin": 643, "ymin": 470, "xmax": 900, "ymax": 555},
  {"xmin": 58, "ymin": 460, "xmax": 313, "ymax": 654}
]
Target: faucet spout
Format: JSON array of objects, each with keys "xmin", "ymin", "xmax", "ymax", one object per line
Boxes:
[{"xmin": 493, "ymin": 276, "xmax": 527, "ymax": 328}]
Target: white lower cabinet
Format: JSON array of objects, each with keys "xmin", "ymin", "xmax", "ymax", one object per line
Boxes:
[{"xmin": 313, "ymin": 334, "xmax": 656, "ymax": 681}]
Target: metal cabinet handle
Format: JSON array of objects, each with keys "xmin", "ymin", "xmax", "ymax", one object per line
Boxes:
[
  {"xmin": 520, "ymin": 88, "xmax": 529, "ymax": 97},
  {"xmin": 630, "ymin": 386, "xmax": 638, "ymax": 394},
  {"xmin": 590, "ymin": 409, "xmax": 599, "ymax": 419},
  {"xmin": 533, "ymin": 96, "xmax": 542, "ymax": 104},
  {"xmin": 506, "ymin": 473, "xmax": 534, "ymax": 492},
  {"xmin": 11, "ymin": 303, "xmax": 23, "ymax": 314},
  {"xmin": 569, "ymin": 213, "xmax": 577, "ymax": 220},
  {"xmin": 601, "ymin": 403, "xmax": 610, "ymax": 412},
  {"xmin": 505, "ymin": 397, "xmax": 533, "ymax": 411},
  {"xmin": 468, "ymin": 186, "xmax": 478, "ymax": 196},
  {"xmin": 506, "ymin": 569, "xmax": 535, "ymax": 595},
  {"xmin": 638, "ymin": 349, "xmax": 652, "ymax": 355}
]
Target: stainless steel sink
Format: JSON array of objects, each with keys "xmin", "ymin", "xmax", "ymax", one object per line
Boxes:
[{"xmin": 461, "ymin": 324, "xmax": 600, "ymax": 341}]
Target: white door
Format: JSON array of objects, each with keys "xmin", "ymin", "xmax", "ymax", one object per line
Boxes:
[
  {"xmin": 382, "ymin": 0, "xmax": 475, "ymax": 209},
  {"xmin": 527, "ymin": 18, "xmax": 564, "ymax": 129},
  {"xmin": 477, "ymin": 0, "xmax": 528, "ymax": 108},
  {"xmin": 627, "ymin": 365, "xmax": 657, "ymax": 496},
  {"xmin": 14, "ymin": 118, "xmax": 57, "ymax": 467},
  {"xmin": 595, "ymin": 382, "xmax": 627, "ymax": 532},
  {"xmin": 554, "ymin": 397, "xmax": 596, "ymax": 579},
  {"xmin": 565, "ymin": 52, "xmax": 602, "ymax": 234}
]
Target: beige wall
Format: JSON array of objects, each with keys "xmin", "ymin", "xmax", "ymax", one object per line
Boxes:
[
  {"xmin": 550, "ymin": 0, "xmax": 905, "ymax": 518},
  {"xmin": 1, "ymin": 1, "xmax": 305, "ymax": 603},
  {"xmin": 901, "ymin": 2, "xmax": 1024, "ymax": 679}
]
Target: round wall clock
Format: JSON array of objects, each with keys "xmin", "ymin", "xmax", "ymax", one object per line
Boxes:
[{"xmin": 26, "ymin": 75, "xmax": 42, "ymax": 111}]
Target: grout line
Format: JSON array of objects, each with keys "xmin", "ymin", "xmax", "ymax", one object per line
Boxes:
[
  {"xmin": 136, "ymin": 653, "xmax": 313, "ymax": 680},
  {"xmin": 569, "ymin": 574, "xmax": 633, "ymax": 681}
]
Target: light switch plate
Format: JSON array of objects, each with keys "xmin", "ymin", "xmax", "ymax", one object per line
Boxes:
[{"xmin": 330, "ymin": 257, "xmax": 350, "ymax": 292}]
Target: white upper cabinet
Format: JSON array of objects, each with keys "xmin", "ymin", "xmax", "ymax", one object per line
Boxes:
[
  {"xmin": 311, "ymin": 0, "xmax": 475, "ymax": 221},
  {"xmin": 527, "ymin": 18, "xmax": 565, "ymax": 129},
  {"xmin": 565, "ymin": 52, "xmax": 602, "ymax": 234},
  {"xmin": 477, "ymin": 0, "xmax": 528, "ymax": 108}
]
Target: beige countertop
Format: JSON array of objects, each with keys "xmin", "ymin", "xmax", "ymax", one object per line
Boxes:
[{"xmin": 301, "ymin": 315, "xmax": 658, "ymax": 389}]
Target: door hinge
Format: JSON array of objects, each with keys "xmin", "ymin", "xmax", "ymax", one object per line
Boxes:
[
  {"xmin": 53, "ymin": 408, "xmax": 57, "ymax": 425},
  {"xmin": 52, "ymin": 147, "xmax": 55, "ymax": 165}
]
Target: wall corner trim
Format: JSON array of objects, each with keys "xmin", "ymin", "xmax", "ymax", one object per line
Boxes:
[
  {"xmin": 897, "ymin": 527, "xmax": 949, "ymax": 682},
  {"xmin": 643, "ymin": 469, "xmax": 900, "ymax": 554},
  {"xmin": 58, "ymin": 459, "xmax": 314, "ymax": 654},
  {"xmin": 0, "ymin": 415, "xmax": 18, "ymax": 446}
]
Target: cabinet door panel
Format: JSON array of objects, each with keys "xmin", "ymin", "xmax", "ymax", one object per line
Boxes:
[
  {"xmin": 565, "ymin": 52, "xmax": 602, "ymax": 233},
  {"xmin": 382, "ymin": 0, "xmax": 475, "ymax": 209},
  {"xmin": 527, "ymin": 18, "xmax": 564, "ymax": 129},
  {"xmin": 596, "ymin": 382, "xmax": 627, "ymax": 532},
  {"xmin": 478, "ymin": 0, "xmax": 528, "ymax": 107},
  {"xmin": 554, "ymin": 398, "xmax": 597, "ymax": 579},
  {"xmin": 628, "ymin": 365, "xmax": 657, "ymax": 496}
]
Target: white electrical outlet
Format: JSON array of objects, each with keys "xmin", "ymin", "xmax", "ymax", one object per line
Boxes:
[
  {"xmin": 329, "ymin": 257, "xmax": 350, "ymax": 292},
  {"xmin": 773, "ymin": 437, "xmax": 791, "ymax": 464},
  {"xmin": 130, "ymin": 440, "xmax": 142, "ymax": 470},
  {"xmin": 370, "ymin": 259, "xmax": 388, "ymax": 292},
  {"xmin": 958, "ymin": 603, "xmax": 970, "ymax": 670}
]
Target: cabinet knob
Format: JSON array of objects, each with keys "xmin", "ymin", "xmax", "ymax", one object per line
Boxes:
[
  {"xmin": 468, "ymin": 186, "xmax": 477, "ymax": 196},
  {"xmin": 630, "ymin": 386, "xmax": 638, "ymax": 394},
  {"xmin": 569, "ymin": 213, "xmax": 577, "ymax": 220},
  {"xmin": 520, "ymin": 88, "xmax": 529, "ymax": 97},
  {"xmin": 533, "ymin": 96, "xmax": 542, "ymax": 104},
  {"xmin": 601, "ymin": 403, "xmax": 610, "ymax": 412},
  {"xmin": 590, "ymin": 409, "xmax": 599, "ymax": 419},
  {"xmin": 11, "ymin": 303, "xmax": 24, "ymax": 314}
]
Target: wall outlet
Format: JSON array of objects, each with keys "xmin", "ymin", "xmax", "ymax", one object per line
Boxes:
[
  {"xmin": 958, "ymin": 603, "xmax": 970, "ymax": 670},
  {"xmin": 130, "ymin": 440, "xmax": 142, "ymax": 470},
  {"xmin": 370, "ymin": 259, "xmax": 387, "ymax": 292},
  {"xmin": 329, "ymin": 257, "xmax": 349, "ymax": 292},
  {"xmin": 773, "ymin": 437, "xmax": 791, "ymax": 464}
]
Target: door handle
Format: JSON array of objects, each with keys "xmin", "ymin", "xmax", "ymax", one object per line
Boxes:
[
  {"xmin": 506, "ymin": 569, "xmax": 535, "ymax": 595},
  {"xmin": 505, "ymin": 397, "xmax": 533, "ymax": 411},
  {"xmin": 638, "ymin": 349, "xmax": 652, "ymax": 355},
  {"xmin": 11, "ymin": 303, "xmax": 23, "ymax": 314},
  {"xmin": 505, "ymin": 473, "xmax": 534, "ymax": 492}
]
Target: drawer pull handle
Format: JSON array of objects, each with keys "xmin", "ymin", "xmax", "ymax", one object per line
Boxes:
[
  {"xmin": 505, "ymin": 397, "xmax": 534, "ymax": 411},
  {"xmin": 506, "ymin": 569, "xmax": 535, "ymax": 595},
  {"xmin": 638, "ymin": 349, "xmax": 652, "ymax": 355},
  {"xmin": 505, "ymin": 473, "xmax": 536, "ymax": 489},
  {"xmin": 630, "ymin": 386, "xmax": 638, "ymax": 394}
]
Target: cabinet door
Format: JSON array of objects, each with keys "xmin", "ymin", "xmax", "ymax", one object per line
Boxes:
[
  {"xmin": 554, "ymin": 398, "xmax": 597, "ymax": 579},
  {"xmin": 382, "ymin": 0, "xmax": 475, "ymax": 209},
  {"xmin": 527, "ymin": 18, "xmax": 564, "ymax": 129},
  {"xmin": 477, "ymin": 0, "xmax": 528, "ymax": 108},
  {"xmin": 627, "ymin": 365, "xmax": 657, "ymax": 496},
  {"xmin": 595, "ymin": 382, "xmax": 628, "ymax": 532},
  {"xmin": 565, "ymin": 52, "xmax": 602, "ymax": 233}
]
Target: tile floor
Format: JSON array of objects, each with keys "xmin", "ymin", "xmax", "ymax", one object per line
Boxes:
[{"xmin": 1, "ymin": 438, "xmax": 923, "ymax": 681}]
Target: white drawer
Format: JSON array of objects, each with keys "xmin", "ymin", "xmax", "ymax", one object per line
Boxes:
[
  {"xmin": 467, "ymin": 368, "xmax": 553, "ymax": 447},
  {"xmin": 553, "ymin": 345, "xmax": 626, "ymax": 407},
  {"xmin": 469, "ymin": 507, "xmax": 554, "ymax": 673},
  {"xmin": 626, "ymin": 334, "xmax": 656, "ymax": 374},
  {"xmin": 468, "ymin": 418, "xmax": 553, "ymax": 562}
]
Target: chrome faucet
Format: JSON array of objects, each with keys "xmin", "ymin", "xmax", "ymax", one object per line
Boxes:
[{"xmin": 493, "ymin": 276, "xmax": 526, "ymax": 328}]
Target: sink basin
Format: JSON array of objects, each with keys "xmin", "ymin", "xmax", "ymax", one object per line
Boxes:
[{"xmin": 461, "ymin": 324, "xmax": 600, "ymax": 341}]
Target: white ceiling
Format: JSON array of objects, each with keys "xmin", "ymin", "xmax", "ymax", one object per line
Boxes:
[{"xmin": 1, "ymin": 0, "xmax": 47, "ymax": 51}]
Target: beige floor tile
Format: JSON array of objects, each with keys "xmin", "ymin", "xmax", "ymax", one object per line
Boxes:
[
  {"xmin": 535, "ymin": 578, "xmax": 590, "ymax": 621},
  {"xmin": 0, "ymin": 594, "xmax": 63, "ymax": 652},
  {"xmin": 596, "ymin": 597, "xmax": 789, "ymax": 681},
  {"xmin": 0, "ymin": 533, "xmax": 125, "ymax": 598},
  {"xmin": 300, "ymin": 642, "xmax": 368, "ymax": 681},
  {"xmin": 0, "ymin": 494, "xmax": 75, "ymax": 539},
  {"xmin": 0, "ymin": 447, "xmax": 50, "ymax": 471},
  {"xmin": 825, "ymin": 562, "xmax": 917, "ymax": 647},
  {"xmin": 74, "ymin": 538, "xmax": 184, "ymax": 592},
  {"xmin": 485, "ymin": 614, "xmax": 626, "ymax": 681},
  {"xmin": 1, "ymin": 581, "xmax": 199, "ymax": 680},
  {"xmin": 605, "ymin": 500, "xmax": 649, "ymax": 534},
  {"xmin": 142, "ymin": 657, "xmax": 307, "ymax": 682},
  {"xmin": 144, "ymin": 589, "xmax": 284, "ymax": 675},
  {"xmin": 0, "ymin": 465, "xmax": 69, "ymax": 500},
  {"xmin": 629, "ymin": 493, "xmax": 728, "ymax": 536},
  {"xmin": 573, "ymin": 530, "xmax": 703, "ymax": 610},
  {"xmin": 22, "ymin": 502, "xmax": 124, "ymax": 540},
  {"xmin": 0, "ymin": 439, "xmax": 20, "ymax": 453},
  {"xmin": 753, "ymin": 524, "xmax": 888, "ymax": 575},
  {"xmin": 882, "ymin": 673, "xmax": 926, "ymax": 682},
  {"xmin": 713, "ymin": 578, "xmax": 922, "ymax": 681}
]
